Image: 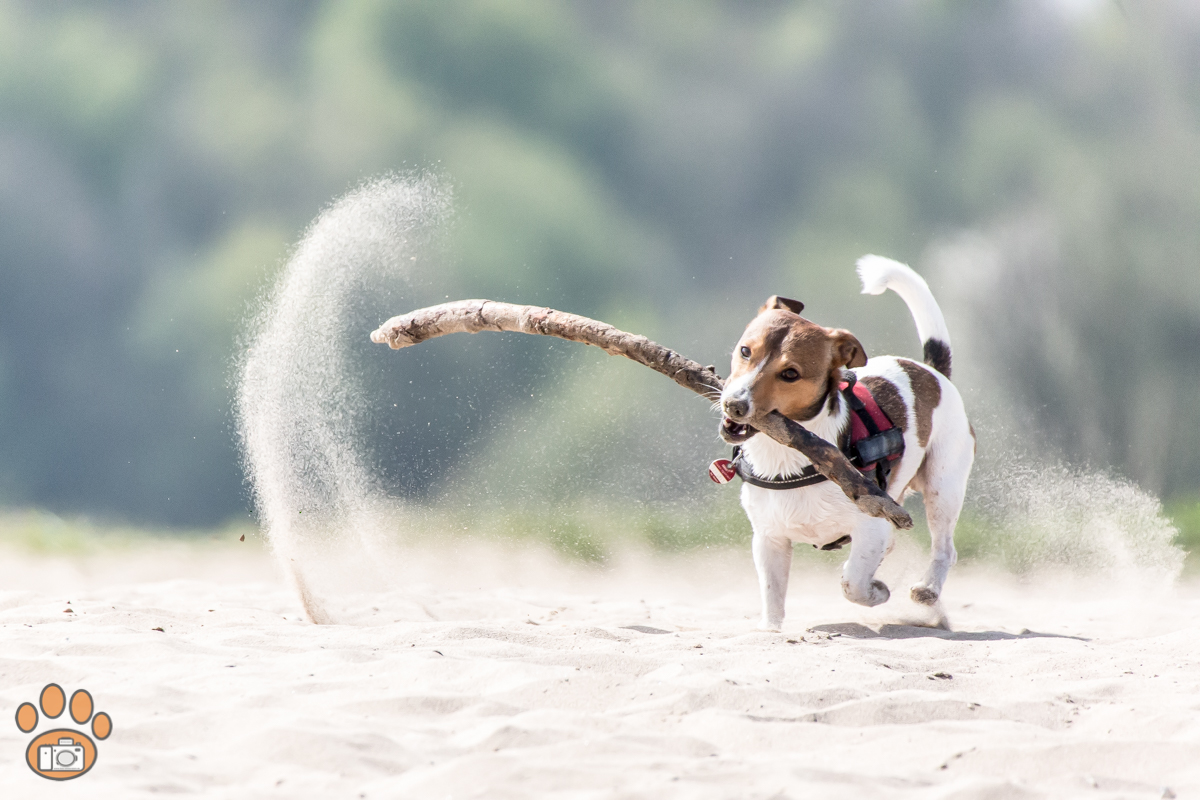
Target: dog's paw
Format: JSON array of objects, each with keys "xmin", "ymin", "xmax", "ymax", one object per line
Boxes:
[
  {"xmin": 910, "ymin": 585, "xmax": 940, "ymax": 605},
  {"xmin": 757, "ymin": 621, "xmax": 783, "ymax": 633},
  {"xmin": 842, "ymin": 578, "xmax": 890, "ymax": 607},
  {"xmin": 866, "ymin": 580, "xmax": 891, "ymax": 606}
]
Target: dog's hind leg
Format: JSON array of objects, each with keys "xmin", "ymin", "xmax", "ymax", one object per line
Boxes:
[
  {"xmin": 909, "ymin": 438, "xmax": 973, "ymax": 606},
  {"xmin": 752, "ymin": 529, "xmax": 793, "ymax": 631},
  {"xmin": 841, "ymin": 517, "xmax": 892, "ymax": 606},
  {"xmin": 909, "ymin": 484, "xmax": 964, "ymax": 605}
]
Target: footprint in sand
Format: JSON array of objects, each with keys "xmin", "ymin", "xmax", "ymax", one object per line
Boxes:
[{"xmin": 15, "ymin": 683, "xmax": 112, "ymax": 781}]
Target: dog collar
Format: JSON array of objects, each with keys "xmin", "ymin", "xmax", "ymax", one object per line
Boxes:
[
  {"xmin": 708, "ymin": 376, "xmax": 848, "ymax": 491},
  {"xmin": 729, "ymin": 449, "xmax": 828, "ymax": 490}
]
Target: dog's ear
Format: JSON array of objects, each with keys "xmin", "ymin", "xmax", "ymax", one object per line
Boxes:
[
  {"xmin": 758, "ymin": 295, "xmax": 805, "ymax": 316},
  {"xmin": 828, "ymin": 328, "xmax": 868, "ymax": 369}
]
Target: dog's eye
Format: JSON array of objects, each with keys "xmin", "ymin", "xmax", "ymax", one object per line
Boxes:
[
  {"xmin": 739, "ymin": 346, "xmax": 751, "ymax": 358},
  {"xmin": 779, "ymin": 368, "xmax": 801, "ymax": 382}
]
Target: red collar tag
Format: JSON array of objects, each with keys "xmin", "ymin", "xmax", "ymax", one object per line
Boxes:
[{"xmin": 708, "ymin": 458, "xmax": 737, "ymax": 484}]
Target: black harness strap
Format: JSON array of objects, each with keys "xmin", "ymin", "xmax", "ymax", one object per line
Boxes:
[
  {"xmin": 843, "ymin": 375, "xmax": 881, "ymax": 436},
  {"xmin": 819, "ymin": 534, "xmax": 852, "ymax": 551}
]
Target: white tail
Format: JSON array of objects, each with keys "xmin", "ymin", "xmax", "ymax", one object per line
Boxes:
[{"xmin": 856, "ymin": 254, "xmax": 953, "ymax": 377}]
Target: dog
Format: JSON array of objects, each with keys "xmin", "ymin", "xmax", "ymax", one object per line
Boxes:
[{"xmin": 718, "ymin": 256, "xmax": 974, "ymax": 630}]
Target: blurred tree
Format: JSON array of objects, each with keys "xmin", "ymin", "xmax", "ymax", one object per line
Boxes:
[{"xmin": 0, "ymin": 0, "xmax": 1197, "ymax": 525}]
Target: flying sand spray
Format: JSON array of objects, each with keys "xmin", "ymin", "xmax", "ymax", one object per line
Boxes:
[
  {"xmin": 237, "ymin": 175, "xmax": 451, "ymax": 623},
  {"xmin": 237, "ymin": 175, "xmax": 1184, "ymax": 624}
]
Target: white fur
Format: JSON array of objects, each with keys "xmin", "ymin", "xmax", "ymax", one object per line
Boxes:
[
  {"xmin": 732, "ymin": 260, "xmax": 974, "ymax": 631},
  {"xmin": 856, "ymin": 254, "xmax": 951, "ymax": 348}
]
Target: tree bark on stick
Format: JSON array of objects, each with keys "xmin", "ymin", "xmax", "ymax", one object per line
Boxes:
[{"xmin": 372, "ymin": 299, "xmax": 912, "ymax": 529}]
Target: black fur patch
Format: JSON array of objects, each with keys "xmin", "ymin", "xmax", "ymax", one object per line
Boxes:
[{"xmin": 923, "ymin": 338, "xmax": 952, "ymax": 378}]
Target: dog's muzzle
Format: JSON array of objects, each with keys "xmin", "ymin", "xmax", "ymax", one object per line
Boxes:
[
  {"xmin": 720, "ymin": 396, "xmax": 755, "ymax": 443},
  {"xmin": 723, "ymin": 395, "xmax": 750, "ymax": 419},
  {"xmin": 720, "ymin": 415, "xmax": 755, "ymax": 443},
  {"xmin": 720, "ymin": 388, "xmax": 757, "ymax": 443}
]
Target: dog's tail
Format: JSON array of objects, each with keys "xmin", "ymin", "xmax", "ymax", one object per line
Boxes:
[{"xmin": 856, "ymin": 255, "xmax": 952, "ymax": 378}]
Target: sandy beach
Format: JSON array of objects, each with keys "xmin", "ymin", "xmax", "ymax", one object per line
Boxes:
[{"xmin": 1, "ymin": 536, "xmax": 1197, "ymax": 799}]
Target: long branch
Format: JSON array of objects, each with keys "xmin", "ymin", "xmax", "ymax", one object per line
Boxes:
[{"xmin": 372, "ymin": 300, "xmax": 912, "ymax": 529}]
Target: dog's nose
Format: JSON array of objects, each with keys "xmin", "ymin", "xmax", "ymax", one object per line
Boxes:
[{"xmin": 723, "ymin": 395, "xmax": 750, "ymax": 420}]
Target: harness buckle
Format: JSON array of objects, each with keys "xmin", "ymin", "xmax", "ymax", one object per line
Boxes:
[{"xmin": 854, "ymin": 427, "xmax": 905, "ymax": 466}]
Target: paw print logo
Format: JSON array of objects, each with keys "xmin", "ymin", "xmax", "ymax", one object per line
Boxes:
[{"xmin": 14, "ymin": 684, "xmax": 112, "ymax": 781}]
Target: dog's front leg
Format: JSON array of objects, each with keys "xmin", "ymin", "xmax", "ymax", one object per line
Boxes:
[
  {"xmin": 752, "ymin": 529, "xmax": 793, "ymax": 631},
  {"xmin": 840, "ymin": 518, "xmax": 892, "ymax": 607}
]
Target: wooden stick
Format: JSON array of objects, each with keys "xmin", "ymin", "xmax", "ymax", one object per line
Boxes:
[
  {"xmin": 752, "ymin": 412, "xmax": 913, "ymax": 528},
  {"xmin": 372, "ymin": 300, "xmax": 912, "ymax": 529}
]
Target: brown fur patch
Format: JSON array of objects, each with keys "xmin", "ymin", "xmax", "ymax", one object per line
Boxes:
[
  {"xmin": 860, "ymin": 376, "xmax": 908, "ymax": 432},
  {"xmin": 898, "ymin": 359, "xmax": 940, "ymax": 447},
  {"xmin": 828, "ymin": 329, "xmax": 868, "ymax": 369}
]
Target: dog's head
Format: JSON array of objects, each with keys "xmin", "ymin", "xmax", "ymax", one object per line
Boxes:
[{"xmin": 719, "ymin": 295, "xmax": 867, "ymax": 444}]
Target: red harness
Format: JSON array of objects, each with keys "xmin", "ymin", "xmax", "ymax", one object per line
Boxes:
[{"xmin": 841, "ymin": 378, "xmax": 904, "ymax": 482}]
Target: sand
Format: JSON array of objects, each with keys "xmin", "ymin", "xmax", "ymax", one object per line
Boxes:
[{"xmin": 0, "ymin": 535, "xmax": 1197, "ymax": 799}]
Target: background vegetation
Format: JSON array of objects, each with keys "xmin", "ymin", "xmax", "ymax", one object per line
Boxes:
[{"xmin": 1, "ymin": 0, "xmax": 1198, "ymax": 558}]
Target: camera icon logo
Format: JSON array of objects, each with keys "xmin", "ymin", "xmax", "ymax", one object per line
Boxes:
[
  {"xmin": 15, "ymin": 683, "xmax": 112, "ymax": 781},
  {"xmin": 38, "ymin": 737, "xmax": 86, "ymax": 772}
]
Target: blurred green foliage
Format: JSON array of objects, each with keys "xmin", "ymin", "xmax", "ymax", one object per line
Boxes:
[
  {"xmin": 0, "ymin": 508, "xmax": 253, "ymax": 554},
  {"xmin": 405, "ymin": 492, "xmax": 754, "ymax": 565},
  {"xmin": 1166, "ymin": 497, "xmax": 1200, "ymax": 572},
  {"xmin": 0, "ymin": 0, "xmax": 1198, "ymax": 536}
]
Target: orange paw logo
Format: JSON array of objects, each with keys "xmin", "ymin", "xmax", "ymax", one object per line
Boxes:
[{"xmin": 14, "ymin": 684, "xmax": 112, "ymax": 781}]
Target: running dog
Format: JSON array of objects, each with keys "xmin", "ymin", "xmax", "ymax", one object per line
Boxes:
[{"xmin": 718, "ymin": 256, "xmax": 974, "ymax": 630}]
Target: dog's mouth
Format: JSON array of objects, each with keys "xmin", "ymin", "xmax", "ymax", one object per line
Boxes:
[{"xmin": 720, "ymin": 415, "xmax": 757, "ymax": 444}]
